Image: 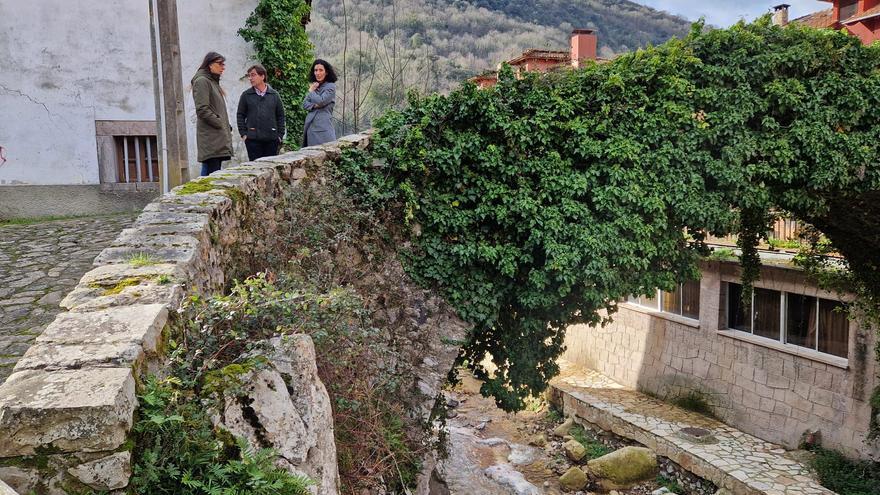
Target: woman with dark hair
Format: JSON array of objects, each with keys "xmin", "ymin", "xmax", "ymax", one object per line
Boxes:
[
  {"xmin": 302, "ymin": 59, "xmax": 337, "ymax": 147},
  {"xmin": 192, "ymin": 51, "xmax": 233, "ymax": 176}
]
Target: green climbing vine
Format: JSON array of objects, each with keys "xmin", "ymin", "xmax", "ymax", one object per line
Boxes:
[
  {"xmin": 239, "ymin": 0, "xmax": 314, "ymax": 148},
  {"xmin": 336, "ymin": 17, "xmax": 880, "ymax": 412}
]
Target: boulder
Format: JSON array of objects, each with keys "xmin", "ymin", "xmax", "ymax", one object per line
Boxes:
[
  {"xmin": 67, "ymin": 452, "xmax": 131, "ymax": 491},
  {"xmin": 587, "ymin": 446, "xmax": 658, "ymax": 490},
  {"xmin": 559, "ymin": 466, "xmax": 588, "ymax": 491},
  {"xmin": 563, "ymin": 439, "xmax": 587, "ymax": 462},
  {"xmin": 553, "ymin": 417, "xmax": 575, "ymax": 438},
  {"xmin": 528, "ymin": 433, "xmax": 547, "ymax": 447},
  {"xmin": 216, "ymin": 335, "xmax": 339, "ymax": 495}
]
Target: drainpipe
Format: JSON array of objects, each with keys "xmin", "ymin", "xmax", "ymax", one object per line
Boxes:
[{"xmin": 149, "ymin": 0, "xmax": 171, "ymax": 193}]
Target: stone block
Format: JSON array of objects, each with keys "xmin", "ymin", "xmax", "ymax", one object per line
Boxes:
[
  {"xmin": 765, "ymin": 373, "xmax": 790, "ymax": 389},
  {"xmin": 0, "ymin": 368, "xmax": 136, "ymax": 456},
  {"xmin": 35, "ymin": 304, "xmax": 167, "ymax": 353},
  {"xmin": 773, "ymin": 402, "xmax": 792, "ymax": 417},
  {"xmin": 814, "ymin": 370, "xmax": 833, "ymax": 390},
  {"xmin": 67, "ymin": 451, "xmax": 131, "ymax": 491},
  {"xmin": 13, "ymin": 342, "xmax": 145, "ymax": 372},
  {"xmin": 742, "ymin": 390, "xmax": 761, "ymax": 410},
  {"xmin": 0, "ymin": 466, "xmax": 35, "ymax": 494},
  {"xmin": 810, "ymin": 388, "xmax": 833, "ymax": 407},
  {"xmin": 93, "ymin": 245, "xmax": 197, "ymax": 266}
]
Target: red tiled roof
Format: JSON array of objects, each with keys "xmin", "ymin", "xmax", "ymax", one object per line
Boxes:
[
  {"xmin": 842, "ymin": 5, "xmax": 880, "ymax": 23},
  {"xmin": 791, "ymin": 8, "xmax": 836, "ymax": 28},
  {"xmin": 507, "ymin": 49, "xmax": 569, "ymax": 66}
]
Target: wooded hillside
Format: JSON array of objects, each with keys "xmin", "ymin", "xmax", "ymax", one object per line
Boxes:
[{"xmin": 306, "ymin": 0, "xmax": 691, "ymax": 131}]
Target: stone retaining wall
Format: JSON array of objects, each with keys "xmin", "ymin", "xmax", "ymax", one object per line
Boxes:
[
  {"xmin": 562, "ymin": 260, "xmax": 880, "ymax": 460},
  {"xmin": 0, "ymin": 134, "xmax": 387, "ymax": 494}
]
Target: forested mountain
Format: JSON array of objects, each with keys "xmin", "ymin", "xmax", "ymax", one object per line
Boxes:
[{"xmin": 306, "ymin": 0, "xmax": 692, "ymax": 131}]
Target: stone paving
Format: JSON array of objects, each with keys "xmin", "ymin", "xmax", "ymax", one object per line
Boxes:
[
  {"xmin": 0, "ymin": 214, "xmax": 136, "ymax": 384},
  {"xmin": 550, "ymin": 360, "xmax": 835, "ymax": 495}
]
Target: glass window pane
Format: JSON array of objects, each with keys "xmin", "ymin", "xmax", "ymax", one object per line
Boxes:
[
  {"xmin": 786, "ymin": 293, "xmax": 817, "ymax": 350},
  {"xmin": 818, "ymin": 299, "xmax": 849, "ymax": 358},
  {"xmin": 681, "ymin": 279, "xmax": 700, "ymax": 319},
  {"xmin": 727, "ymin": 283, "xmax": 751, "ymax": 332},
  {"xmin": 662, "ymin": 288, "xmax": 681, "ymax": 315},
  {"xmin": 753, "ymin": 288, "xmax": 781, "ymax": 340}
]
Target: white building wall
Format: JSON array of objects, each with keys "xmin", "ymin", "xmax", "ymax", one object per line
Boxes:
[
  {"xmin": 0, "ymin": 0, "xmax": 260, "ymax": 186},
  {"xmin": 0, "ymin": 0, "xmax": 155, "ymax": 185}
]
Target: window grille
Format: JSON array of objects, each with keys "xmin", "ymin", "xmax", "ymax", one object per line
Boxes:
[{"xmin": 114, "ymin": 135, "xmax": 159, "ymax": 183}]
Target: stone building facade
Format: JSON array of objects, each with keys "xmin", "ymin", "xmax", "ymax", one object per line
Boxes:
[{"xmin": 562, "ymin": 258, "xmax": 880, "ymax": 460}]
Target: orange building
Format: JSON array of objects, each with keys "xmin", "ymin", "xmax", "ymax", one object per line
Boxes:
[
  {"xmin": 471, "ymin": 29, "xmax": 601, "ymax": 88},
  {"xmin": 783, "ymin": 1, "xmax": 880, "ymax": 44}
]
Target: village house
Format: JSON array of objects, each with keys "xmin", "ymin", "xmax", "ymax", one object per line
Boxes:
[
  {"xmin": 471, "ymin": 29, "xmax": 603, "ymax": 88},
  {"xmin": 0, "ymin": 0, "xmax": 282, "ymax": 218},
  {"xmin": 777, "ymin": 1, "xmax": 880, "ymax": 44}
]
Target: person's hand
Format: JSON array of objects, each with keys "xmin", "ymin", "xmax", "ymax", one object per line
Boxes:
[
  {"xmin": 242, "ymin": 135, "xmax": 247, "ymax": 141},
  {"xmin": 309, "ymin": 82, "xmax": 319, "ymax": 92}
]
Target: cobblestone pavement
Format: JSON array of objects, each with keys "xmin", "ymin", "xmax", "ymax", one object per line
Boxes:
[
  {"xmin": 551, "ymin": 360, "xmax": 834, "ymax": 495},
  {"xmin": 0, "ymin": 214, "xmax": 137, "ymax": 384}
]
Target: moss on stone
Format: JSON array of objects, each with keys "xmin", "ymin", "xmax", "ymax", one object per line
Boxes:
[
  {"xmin": 175, "ymin": 179, "xmax": 221, "ymax": 196},
  {"xmin": 222, "ymin": 187, "xmax": 247, "ymax": 205},
  {"xmin": 101, "ymin": 277, "xmax": 142, "ymax": 296}
]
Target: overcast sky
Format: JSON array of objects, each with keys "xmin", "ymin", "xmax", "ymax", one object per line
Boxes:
[{"xmin": 635, "ymin": 0, "xmax": 829, "ymax": 27}]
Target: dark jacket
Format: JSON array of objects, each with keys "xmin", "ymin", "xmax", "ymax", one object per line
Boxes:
[
  {"xmin": 236, "ymin": 85, "xmax": 285, "ymax": 142},
  {"xmin": 191, "ymin": 69, "xmax": 234, "ymax": 162},
  {"xmin": 302, "ymin": 82, "xmax": 336, "ymax": 147}
]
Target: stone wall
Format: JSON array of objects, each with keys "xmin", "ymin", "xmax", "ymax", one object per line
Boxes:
[
  {"xmin": 562, "ymin": 260, "xmax": 880, "ymax": 460},
  {"xmin": 0, "ymin": 134, "xmax": 464, "ymax": 494}
]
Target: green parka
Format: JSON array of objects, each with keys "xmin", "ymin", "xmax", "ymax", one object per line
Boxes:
[{"xmin": 191, "ymin": 69, "xmax": 234, "ymax": 162}]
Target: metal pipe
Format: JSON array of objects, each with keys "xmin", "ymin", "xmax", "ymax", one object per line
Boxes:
[
  {"xmin": 150, "ymin": 0, "xmax": 171, "ymax": 193},
  {"xmin": 146, "ymin": 137, "xmax": 154, "ymax": 182}
]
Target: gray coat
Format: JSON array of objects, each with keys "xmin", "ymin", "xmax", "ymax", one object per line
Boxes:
[{"xmin": 302, "ymin": 82, "xmax": 336, "ymax": 147}]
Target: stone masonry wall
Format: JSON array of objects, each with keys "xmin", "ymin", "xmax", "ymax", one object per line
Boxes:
[
  {"xmin": 562, "ymin": 260, "xmax": 880, "ymax": 460},
  {"xmin": 0, "ymin": 134, "xmax": 463, "ymax": 494}
]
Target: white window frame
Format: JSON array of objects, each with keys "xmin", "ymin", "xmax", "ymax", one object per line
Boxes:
[
  {"xmin": 723, "ymin": 282, "xmax": 848, "ymax": 363},
  {"xmin": 627, "ymin": 280, "xmax": 700, "ymax": 321}
]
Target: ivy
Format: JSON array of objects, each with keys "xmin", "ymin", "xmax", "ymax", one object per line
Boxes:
[
  {"xmin": 239, "ymin": 0, "xmax": 314, "ymax": 148},
  {"xmin": 337, "ymin": 18, "xmax": 880, "ymax": 411}
]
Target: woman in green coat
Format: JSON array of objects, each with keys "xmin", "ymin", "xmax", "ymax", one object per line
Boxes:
[{"xmin": 192, "ymin": 52, "xmax": 234, "ymax": 176}]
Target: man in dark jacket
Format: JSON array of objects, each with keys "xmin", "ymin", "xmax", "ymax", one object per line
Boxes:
[{"xmin": 237, "ymin": 64, "xmax": 285, "ymax": 160}]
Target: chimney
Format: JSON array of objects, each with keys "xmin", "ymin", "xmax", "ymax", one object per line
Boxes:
[
  {"xmin": 570, "ymin": 29, "xmax": 597, "ymax": 68},
  {"xmin": 772, "ymin": 4, "xmax": 790, "ymax": 26}
]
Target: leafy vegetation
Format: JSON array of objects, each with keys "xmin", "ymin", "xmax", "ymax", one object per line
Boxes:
[
  {"xmin": 131, "ymin": 376, "xmax": 313, "ymax": 495},
  {"xmin": 656, "ymin": 474, "xmax": 685, "ymax": 494},
  {"xmin": 810, "ymin": 448, "xmax": 880, "ymax": 495},
  {"xmin": 336, "ymin": 18, "xmax": 880, "ymax": 411},
  {"xmin": 569, "ymin": 424, "xmax": 612, "ymax": 460},
  {"xmin": 125, "ymin": 252, "xmax": 160, "ymax": 267},
  {"xmin": 239, "ymin": 0, "xmax": 314, "ymax": 148}
]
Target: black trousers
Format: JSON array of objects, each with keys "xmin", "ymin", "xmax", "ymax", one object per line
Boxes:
[{"xmin": 245, "ymin": 139, "xmax": 280, "ymax": 161}]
